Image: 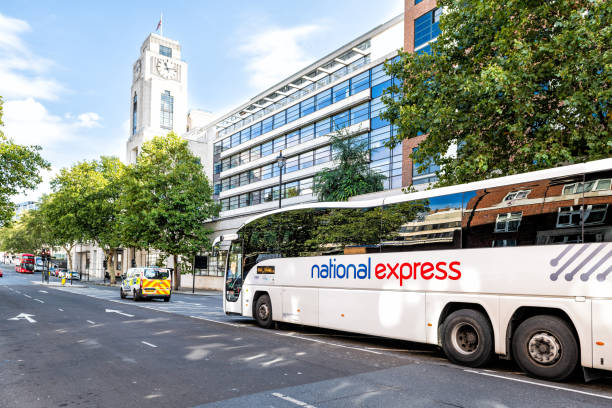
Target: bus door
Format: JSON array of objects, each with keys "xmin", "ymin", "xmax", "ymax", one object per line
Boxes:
[{"xmin": 224, "ymin": 240, "xmax": 244, "ymax": 315}]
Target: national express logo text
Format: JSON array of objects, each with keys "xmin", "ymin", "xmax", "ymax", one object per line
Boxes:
[{"xmin": 310, "ymin": 257, "xmax": 461, "ymax": 286}]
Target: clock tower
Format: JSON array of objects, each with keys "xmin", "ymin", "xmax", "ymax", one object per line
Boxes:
[{"xmin": 126, "ymin": 33, "xmax": 188, "ymax": 163}]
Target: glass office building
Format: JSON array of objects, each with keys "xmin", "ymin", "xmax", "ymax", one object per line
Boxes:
[{"xmin": 204, "ymin": 15, "xmax": 412, "ymax": 217}]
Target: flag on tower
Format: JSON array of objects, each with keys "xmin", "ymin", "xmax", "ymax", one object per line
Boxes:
[{"xmin": 156, "ymin": 13, "xmax": 163, "ymax": 35}]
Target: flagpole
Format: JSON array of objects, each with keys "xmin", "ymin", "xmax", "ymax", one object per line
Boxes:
[{"xmin": 160, "ymin": 13, "xmax": 163, "ymax": 36}]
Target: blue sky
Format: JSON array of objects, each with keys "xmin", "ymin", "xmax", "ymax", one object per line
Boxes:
[{"xmin": 0, "ymin": 0, "xmax": 403, "ymax": 203}]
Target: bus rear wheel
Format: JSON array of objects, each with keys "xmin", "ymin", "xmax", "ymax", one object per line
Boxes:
[
  {"xmin": 512, "ymin": 315, "xmax": 578, "ymax": 381},
  {"xmin": 254, "ymin": 294, "xmax": 273, "ymax": 329},
  {"xmin": 442, "ymin": 309, "xmax": 494, "ymax": 368}
]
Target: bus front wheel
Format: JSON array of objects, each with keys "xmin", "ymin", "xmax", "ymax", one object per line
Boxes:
[
  {"xmin": 441, "ymin": 309, "xmax": 494, "ymax": 368},
  {"xmin": 255, "ymin": 294, "xmax": 273, "ymax": 329},
  {"xmin": 512, "ymin": 315, "xmax": 578, "ymax": 381}
]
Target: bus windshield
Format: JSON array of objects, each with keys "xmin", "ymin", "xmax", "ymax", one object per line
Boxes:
[{"xmin": 225, "ymin": 241, "xmax": 243, "ymax": 302}]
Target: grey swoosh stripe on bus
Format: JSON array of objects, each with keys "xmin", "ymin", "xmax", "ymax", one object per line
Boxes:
[
  {"xmin": 549, "ymin": 245, "xmax": 573, "ymax": 267},
  {"xmin": 549, "ymin": 244, "xmax": 590, "ymax": 281},
  {"xmin": 580, "ymin": 249, "xmax": 612, "ymax": 281},
  {"xmin": 565, "ymin": 244, "xmax": 606, "ymax": 281},
  {"xmin": 596, "ymin": 264, "xmax": 612, "ymax": 282}
]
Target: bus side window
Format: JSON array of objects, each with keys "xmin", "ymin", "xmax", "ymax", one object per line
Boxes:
[
  {"xmin": 381, "ymin": 193, "xmax": 463, "ymax": 252},
  {"xmin": 461, "ymin": 175, "xmax": 597, "ymax": 248}
]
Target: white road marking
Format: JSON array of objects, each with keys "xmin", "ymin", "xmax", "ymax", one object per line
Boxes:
[
  {"xmin": 272, "ymin": 392, "xmax": 317, "ymax": 408},
  {"xmin": 464, "ymin": 370, "xmax": 612, "ymax": 401},
  {"xmin": 189, "ymin": 315, "xmax": 242, "ymax": 327},
  {"xmin": 38, "ymin": 290, "xmax": 48, "ymax": 293},
  {"xmin": 141, "ymin": 341, "xmax": 157, "ymax": 348},
  {"xmin": 58, "ymin": 308, "xmax": 64, "ymax": 312},
  {"xmin": 261, "ymin": 357, "xmax": 284, "ymax": 367},
  {"xmin": 243, "ymin": 353, "xmax": 266, "ymax": 361},
  {"xmin": 105, "ymin": 309, "xmax": 135, "ymax": 317},
  {"xmin": 34, "ymin": 299, "xmax": 44, "ymax": 303},
  {"xmin": 87, "ymin": 320, "xmax": 95, "ymax": 325},
  {"xmin": 24, "ymin": 294, "xmax": 32, "ymax": 298},
  {"xmin": 8, "ymin": 313, "xmax": 36, "ymax": 323},
  {"xmin": 278, "ymin": 332, "xmax": 382, "ymax": 355}
]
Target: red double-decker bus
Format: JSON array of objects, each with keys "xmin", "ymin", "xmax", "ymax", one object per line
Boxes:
[{"xmin": 16, "ymin": 254, "xmax": 35, "ymax": 274}]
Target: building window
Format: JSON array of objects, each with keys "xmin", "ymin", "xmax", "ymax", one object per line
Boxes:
[
  {"xmin": 495, "ymin": 212, "xmax": 522, "ymax": 232},
  {"xmin": 414, "ymin": 8, "xmax": 442, "ymax": 50},
  {"xmin": 132, "ymin": 93, "xmax": 137, "ymax": 135},
  {"xmin": 160, "ymin": 45, "xmax": 172, "ymax": 58},
  {"xmin": 558, "ymin": 204, "xmax": 608, "ymax": 227},
  {"xmin": 563, "ymin": 179, "xmax": 611, "ymax": 195},
  {"xmin": 160, "ymin": 90, "xmax": 173, "ymax": 129},
  {"xmin": 503, "ymin": 190, "xmax": 531, "ymax": 202},
  {"xmin": 492, "ymin": 239, "xmax": 517, "ymax": 247}
]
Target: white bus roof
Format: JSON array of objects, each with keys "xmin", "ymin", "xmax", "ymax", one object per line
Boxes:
[{"xmin": 238, "ymin": 158, "xmax": 612, "ymax": 232}]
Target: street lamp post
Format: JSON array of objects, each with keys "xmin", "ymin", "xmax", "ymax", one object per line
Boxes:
[{"xmin": 276, "ymin": 151, "xmax": 287, "ymax": 209}]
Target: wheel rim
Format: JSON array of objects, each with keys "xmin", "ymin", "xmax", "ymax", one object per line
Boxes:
[
  {"xmin": 258, "ymin": 303, "xmax": 270, "ymax": 321},
  {"xmin": 451, "ymin": 322, "xmax": 479, "ymax": 355},
  {"xmin": 527, "ymin": 331, "xmax": 561, "ymax": 365}
]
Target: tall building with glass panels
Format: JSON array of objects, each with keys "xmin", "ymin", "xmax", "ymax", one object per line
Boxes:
[
  {"xmin": 401, "ymin": 0, "xmax": 442, "ymax": 184},
  {"xmin": 195, "ymin": 15, "xmax": 408, "ymax": 227}
]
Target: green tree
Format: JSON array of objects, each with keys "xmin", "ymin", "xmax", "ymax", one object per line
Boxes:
[
  {"xmin": 0, "ymin": 209, "xmax": 49, "ymax": 254},
  {"xmin": 383, "ymin": 0, "xmax": 611, "ymax": 186},
  {"xmin": 0, "ymin": 97, "xmax": 50, "ymax": 225},
  {"xmin": 37, "ymin": 194, "xmax": 81, "ymax": 270},
  {"xmin": 121, "ymin": 133, "xmax": 219, "ymax": 290},
  {"xmin": 50, "ymin": 156, "xmax": 126, "ymax": 282},
  {"xmin": 313, "ymin": 129, "xmax": 385, "ymax": 201}
]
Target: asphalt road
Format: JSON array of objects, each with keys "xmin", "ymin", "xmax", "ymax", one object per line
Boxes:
[{"xmin": 1, "ymin": 263, "xmax": 612, "ymax": 408}]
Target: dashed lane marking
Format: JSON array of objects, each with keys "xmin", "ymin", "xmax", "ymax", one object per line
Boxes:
[
  {"xmin": 58, "ymin": 308, "xmax": 64, "ymax": 312},
  {"xmin": 277, "ymin": 332, "xmax": 382, "ymax": 355},
  {"xmin": 34, "ymin": 299, "xmax": 44, "ymax": 303},
  {"xmin": 141, "ymin": 341, "xmax": 157, "ymax": 348},
  {"xmin": 87, "ymin": 320, "xmax": 95, "ymax": 325},
  {"xmin": 38, "ymin": 290, "xmax": 48, "ymax": 294},
  {"xmin": 24, "ymin": 294, "xmax": 31, "ymax": 298}
]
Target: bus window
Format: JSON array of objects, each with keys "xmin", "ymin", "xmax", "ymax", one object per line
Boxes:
[
  {"xmin": 462, "ymin": 177, "xmax": 576, "ymax": 248},
  {"xmin": 308, "ymin": 207, "xmax": 381, "ymax": 255},
  {"xmin": 581, "ymin": 169, "xmax": 612, "ymax": 243},
  {"xmin": 380, "ymin": 194, "xmax": 461, "ymax": 252}
]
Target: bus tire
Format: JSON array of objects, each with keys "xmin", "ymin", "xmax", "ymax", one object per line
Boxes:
[
  {"xmin": 442, "ymin": 309, "xmax": 494, "ymax": 368},
  {"xmin": 512, "ymin": 315, "xmax": 578, "ymax": 381},
  {"xmin": 254, "ymin": 294, "xmax": 273, "ymax": 329}
]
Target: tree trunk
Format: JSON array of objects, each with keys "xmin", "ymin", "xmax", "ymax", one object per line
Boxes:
[
  {"xmin": 109, "ymin": 249, "xmax": 116, "ymax": 284},
  {"xmin": 173, "ymin": 254, "xmax": 179, "ymax": 290},
  {"xmin": 63, "ymin": 244, "xmax": 74, "ymax": 271}
]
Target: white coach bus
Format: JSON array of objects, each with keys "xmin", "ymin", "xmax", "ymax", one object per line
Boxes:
[{"xmin": 217, "ymin": 159, "xmax": 612, "ymax": 381}]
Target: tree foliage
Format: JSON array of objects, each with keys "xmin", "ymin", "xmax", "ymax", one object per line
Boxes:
[
  {"xmin": 313, "ymin": 129, "xmax": 385, "ymax": 201},
  {"xmin": 0, "ymin": 96, "xmax": 50, "ymax": 225},
  {"xmin": 0, "ymin": 209, "xmax": 49, "ymax": 254},
  {"xmin": 120, "ymin": 133, "xmax": 219, "ymax": 289},
  {"xmin": 383, "ymin": 0, "xmax": 611, "ymax": 186},
  {"xmin": 50, "ymin": 156, "xmax": 125, "ymax": 281}
]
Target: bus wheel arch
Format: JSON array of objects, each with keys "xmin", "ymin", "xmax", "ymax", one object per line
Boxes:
[
  {"xmin": 437, "ymin": 302, "xmax": 493, "ymax": 346},
  {"xmin": 439, "ymin": 306, "xmax": 494, "ymax": 368},
  {"xmin": 507, "ymin": 307, "xmax": 580, "ymax": 381},
  {"xmin": 252, "ymin": 291, "xmax": 274, "ymax": 329}
]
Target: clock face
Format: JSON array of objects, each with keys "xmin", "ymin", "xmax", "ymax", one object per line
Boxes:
[{"xmin": 156, "ymin": 59, "xmax": 177, "ymax": 80}]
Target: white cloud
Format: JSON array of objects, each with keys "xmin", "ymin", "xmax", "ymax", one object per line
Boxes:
[
  {"xmin": 3, "ymin": 98, "xmax": 101, "ymax": 146},
  {"xmin": 0, "ymin": 13, "xmax": 63, "ymax": 100},
  {"xmin": 239, "ymin": 24, "xmax": 325, "ymax": 91},
  {"xmin": 76, "ymin": 112, "xmax": 102, "ymax": 128}
]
